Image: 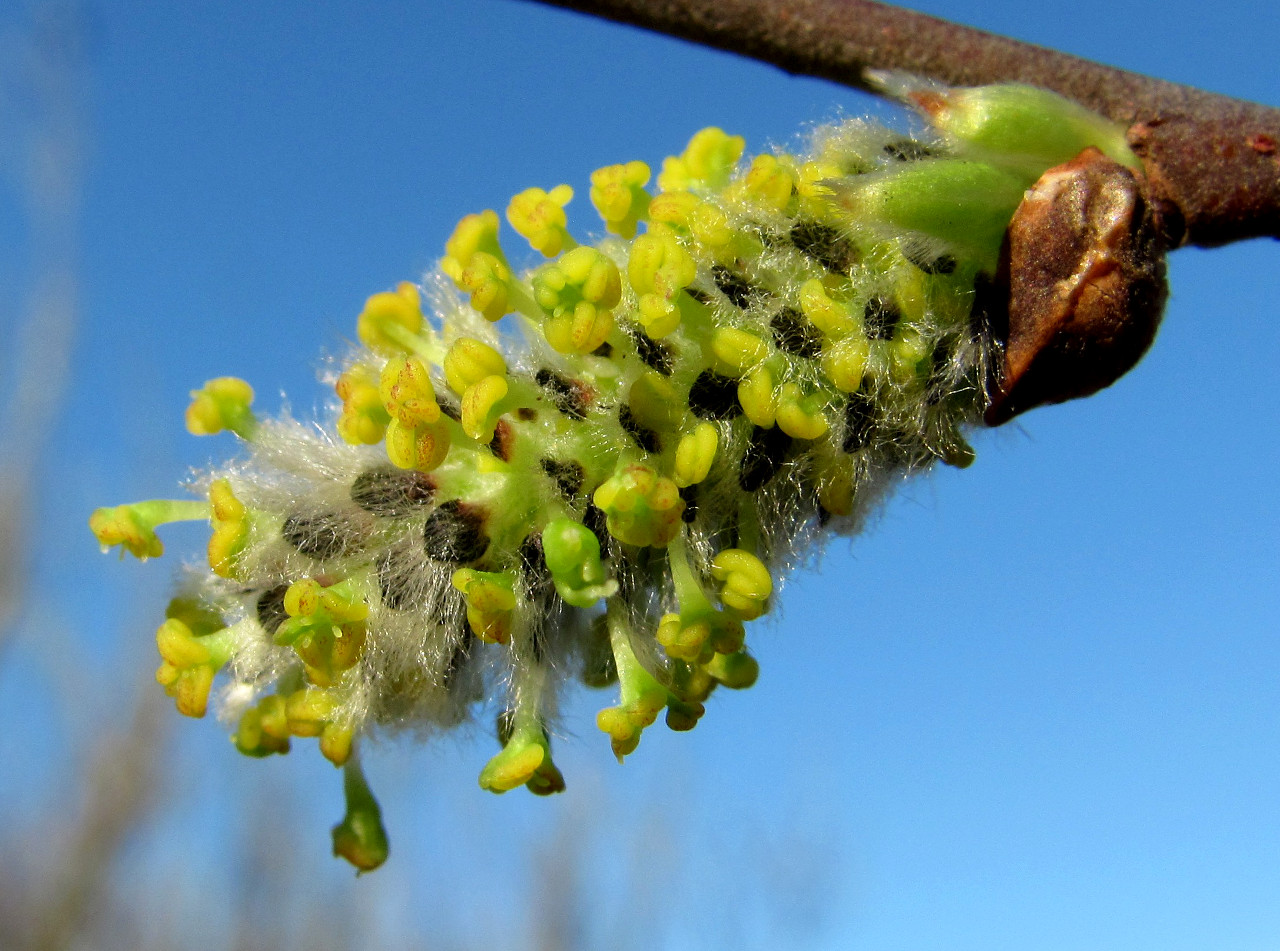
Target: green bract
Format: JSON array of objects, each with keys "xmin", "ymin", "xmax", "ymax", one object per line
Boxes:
[{"xmin": 90, "ymin": 80, "xmax": 1134, "ymax": 872}]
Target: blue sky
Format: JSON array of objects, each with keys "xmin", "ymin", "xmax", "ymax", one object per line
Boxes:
[{"xmin": 4, "ymin": 0, "xmax": 1280, "ymax": 948}]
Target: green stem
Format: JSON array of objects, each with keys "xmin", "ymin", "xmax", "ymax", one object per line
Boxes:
[
  {"xmin": 383, "ymin": 320, "xmax": 445, "ymax": 365},
  {"xmin": 667, "ymin": 533, "xmax": 714, "ymax": 617},
  {"xmin": 606, "ymin": 599, "xmax": 665, "ymax": 708},
  {"xmin": 135, "ymin": 499, "xmax": 210, "ymax": 526}
]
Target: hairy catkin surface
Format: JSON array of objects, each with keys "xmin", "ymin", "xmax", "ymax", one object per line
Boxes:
[{"xmin": 91, "ymin": 80, "xmax": 1140, "ymax": 870}]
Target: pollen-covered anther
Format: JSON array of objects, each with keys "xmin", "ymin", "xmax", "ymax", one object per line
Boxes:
[
  {"xmin": 822, "ymin": 336, "xmax": 872, "ymax": 393},
  {"xmin": 207, "ymin": 479, "xmax": 249, "ymax": 579},
  {"xmin": 710, "ymin": 549, "xmax": 773, "ymax": 621},
  {"xmin": 737, "ymin": 153, "xmax": 797, "ymax": 213},
  {"xmin": 332, "ymin": 758, "xmax": 389, "ymax": 874},
  {"xmin": 480, "ymin": 704, "xmax": 565, "ymax": 795},
  {"xmin": 379, "ymin": 356, "xmax": 441, "ymax": 427},
  {"xmin": 385, "ymin": 416, "xmax": 451, "ymax": 472},
  {"xmin": 657, "ymin": 127, "xmax": 745, "ymax": 193},
  {"xmin": 655, "ymin": 612, "xmax": 712, "ymax": 662},
  {"xmin": 596, "ymin": 605, "xmax": 688, "ymax": 755},
  {"xmin": 774, "ymin": 383, "xmax": 830, "ymax": 440},
  {"xmin": 457, "ymin": 251, "xmax": 515, "ymax": 322},
  {"xmin": 460, "ymin": 374, "xmax": 509, "ymax": 442},
  {"xmin": 711, "ymin": 327, "xmax": 771, "ymax": 376},
  {"xmin": 507, "ymin": 184, "xmax": 575, "ymax": 257},
  {"xmin": 798, "ymin": 278, "xmax": 859, "ymax": 338},
  {"xmin": 441, "ymin": 209, "xmax": 507, "ymax": 285},
  {"xmin": 90, "ymin": 505, "xmax": 162, "ymax": 559},
  {"xmin": 234, "ymin": 694, "xmax": 291, "ymax": 757},
  {"xmin": 532, "ymin": 247, "xmax": 621, "ymax": 355},
  {"xmin": 154, "ymin": 615, "xmax": 235, "ymax": 718},
  {"xmin": 444, "ymin": 337, "xmax": 507, "ymax": 396},
  {"xmin": 451, "ymin": 568, "xmax": 517, "ymax": 645},
  {"xmin": 627, "ymin": 223, "xmax": 696, "ymax": 338},
  {"xmin": 592, "ymin": 464, "xmax": 684, "ymax": 548},
  {"xmin": 689, "ymin": 200, "xmax": 736, "ymax": 255},
  {"xmin": 357, "ymin": 282, "xmax": 424, "ymax": 355},
  {"xmin": 596, "ymin": 693, "xmax": 666, "ymax": 762},
  {"xmin": 541, "ymin": 518, "xmax": 618, "ymax": 608},
  {"xmin": 673, "ymin": 422, "xmax": 718, "ymax": 488},
  {"xmin": 185, "ymin": 377, "xmax": 257, "ymax": 439},
  {"xmin": 590, "ymin": 160, "xmax": 651, "ymax": 238},
  {"xmin": 285, "ymin": 688, "xmax": 355, "ymax": 766},
  {"xmin": 888, "ymin": 327, "xmax": 930, "ymax": 384},
  {"xmin": 627, "ymin": 372, "xmax": 682, "ymax": 432},
  {"xmin": 275, "ymin": 578, "xmax": 369, "ymax": 687},
  {"xmin": 648, "ymin": 190, "xmax": 736, "ymax": 256},
  {"xmin": 815, "ymin": 456, "xmax": 855, "ymax": 516},
  {"xmin": 335, "ymin": 364, "xmax": 391, "ymax": 444},
  {"xmin": 796, "ymin": 158, "xmax": 843, "ymax": 205},
  {"xmin": 736, "ymin": 365, "xmax": 778, "ymax": 428},
  {"xmin": 704, "ymin": 649, "xmax": 760, "ymax": 689},
  {"xmin": 89, "ymin": 499, "xmax": 207, "ymax": 561},
  {"xmin": 646, "ymin": 190, "xmax": 699, "ymax": 230}
]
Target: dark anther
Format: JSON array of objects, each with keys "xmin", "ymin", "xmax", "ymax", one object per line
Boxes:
[
  {"xmin": 440, "ymin": 625, "xmax": 476, "ymax": 691},
  {"xmin": 376, "ymin": 542, "xmax": 422, "ymax": 611},
  {"xmin": 535, "ymin": 368, "xmax": 588, "ymax": 420},
  {"xmin": 581, "ymin": 617, "xmax": 617, "ymax": 688},
  {"xmin": 769, "ymin": 307, "xmax": 823, "ymax": 359},
  {"xmin": 496, "ymin": 709, "xmax": 515, "ymax": 745},
  {"xmin": 539, "ymin": 458, "xmax": 585, "ymax": 500},
  {"xmin": 712, "ymin": 265, "xmax": 758, "ymax": 308},
  {"xmin": 489, "ymin": 419, "xmax": 515, "ymax": 462},
  {"xmin": 583, "ymin": 503, "xmax": 609, "ymax": 557},
  {"xmin": 281, "ymin": 512, "xmax": 365, "ymax": 560},
  {"xmin": 423, "ymin": 500, "xmax": 489, "ymax": 564},
  {"xmin": 902, "ymin": 244, "xmax": 957, "ymax": 274},
  {"xmin": 255, "ymin": 585, "xmax": 290, "ymax": 635},
  {"xmin": 842, "ymin": 390, "xmax": 877, "ymax": 452},
  {"xmin": 925, "ymin": 342, "xmax": 955, "ymax": 406},
  {"xmin": 437, "ymin": 396, "xmax": 461, "ymax": 422},
  {"xmin": 630, "ymin": 327, "xmax": 675, "ymax": 375},
  {"xmin": 738, "ymin": 425, "xmax": 793, "ymax": 492},
  {"xmin": 688, "ymin": 369, "xmax": 742, "ymax": 421},
  {"xmin": 350, "ymin": 465, "xmax": 436, "ymax": 518},
  {"xmin": 592, "ymin": 341, "xmax": 614, "ymax": 358},
  {"xmin": 678, "ymin": 483, "xmax": 698, "ymax": 523},
  {"xmin": 752, "ymin": 223, "xmax": 788, "ymax": 247},
  {"xmin": 619, "ymin": 405, "xmax": 661, "ymax": 453},
  {"xmin": 863, "ymin": 297, "xmax": 902, "ymax": 340},
  {"xmin": 883, "ymin": 139, "xmax": 935, "ymax": 162},
  {"xmin": 789, "ymin": 219, "xmax": 857, "ymax": 274},
  {"xmin": 528, "ymin": 622, "xmax": 547, "ymax": 665},
  {"xmin": 517, "ymin": 532, "xmax": 554, "ymax": 601}
]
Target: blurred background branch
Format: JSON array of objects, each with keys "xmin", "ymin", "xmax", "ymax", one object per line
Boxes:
[{"xmin": 0, "ymin": 0, "xmax": 84, "ymax": 650}]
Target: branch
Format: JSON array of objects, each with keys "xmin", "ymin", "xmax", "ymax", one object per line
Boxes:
[
  {"xmin": 528, "ymin": 0, "xmax": 1278, "ymax": 419},
  {"xmin": 532, "ymin": 0, "xmax": 1280, "ymax": 249}
]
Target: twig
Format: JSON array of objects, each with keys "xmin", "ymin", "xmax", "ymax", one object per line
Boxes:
[
  {"xmin": 527, "ymin": 0, "xmax": 1278, "ymax": 416},
  {"xmin": 530, "ymin": 0, "xmax": 1280, "ymax": 249}
]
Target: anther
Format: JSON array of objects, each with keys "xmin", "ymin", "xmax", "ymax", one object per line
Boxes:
[{"xmin": 738, "ymin": 425, "xmax": 793, "ymax": 492}]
